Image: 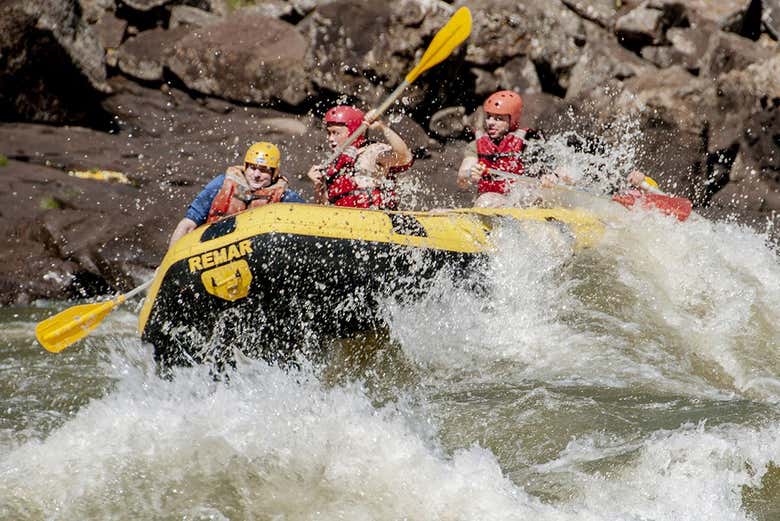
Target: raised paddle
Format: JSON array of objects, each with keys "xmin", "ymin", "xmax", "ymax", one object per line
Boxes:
[
  {"xmin": 325, "ymin": 6, "xmax": 472, "ymax": 163},
  {"xmin": 36, "ymin": 279, "xmax": 152, "ymax": 353}
]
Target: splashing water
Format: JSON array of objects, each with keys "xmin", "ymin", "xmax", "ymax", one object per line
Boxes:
[{"xmin": 2, "ymin": 132, "xmax": 779, "ymax": 520}]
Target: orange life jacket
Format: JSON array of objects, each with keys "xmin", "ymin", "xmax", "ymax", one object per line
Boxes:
[
  {"xmin": 207, "ymin": 172, "xmax": 286, "ymax": 223},
  {"xmin": 476, "ymin": 132, "xmax": 526, "ymax": 194}
]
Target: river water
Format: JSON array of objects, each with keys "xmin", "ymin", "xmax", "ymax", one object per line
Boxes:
[{"xmin": 2, "ymin": 204, "xmax": 779, "ymax": 520}]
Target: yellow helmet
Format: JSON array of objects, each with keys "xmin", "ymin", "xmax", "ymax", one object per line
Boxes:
[
  {"xmin": 643, "ymin": 176, "xmax": 659, "ymax": 189},
  {"xmin": 244, "ymin": 142, "xmax": 281, "ymax": 171}
]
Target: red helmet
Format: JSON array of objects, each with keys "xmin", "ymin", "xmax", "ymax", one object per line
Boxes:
[
  {"xmin": 483, "ymin": 90, "xmax": 523, "ymax": 130},
  {"xmin": 324, "ymin": 105, "xmax": 365, "ymax": 135}
]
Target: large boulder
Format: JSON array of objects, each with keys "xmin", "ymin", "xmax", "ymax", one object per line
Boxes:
[
  {"xmin": 674, "ymin": 0, "xmax": 761, "ymax": 35},
  {"xmin": 706, "ymin": 54, "xmax": 780, "ymax": 220},
  {"xmin": 297, "ymin": 0, "xmax": 454, "ymax": 106},
  {"xmin": 642, "ymin": 25, "xmax": 712, "ymax": 71},
  {"xmin": 167, "ymin": 13, "xmax": 310, "ymax": 105},
  {"xmin": 169, "ymin": 6, "xmax": 222, "ymax": 29},
  {"xmin": 0, "ymin": 158, "xmax": 160, "ymax": 304},
  {"xmin": 464, "ymin": 0, "xmax": 586, "ymax": 93},
  {"xmin": 700, "ymin": 30, "xmax": 775, "ymax": 78},
  {"xmin": 116, "ymin": 26, "xmax": 190, "ymax": 82},
  {"xmin": 0, "ymin": 0, "xmax": 110, "ymax": 126},
  {"xmin": 615, "ymin": 2, "xmax": 668, "ymax": 48},
  {"xmin": 567, "ymin": 23, "xmax": 650, "ymax": 100}
]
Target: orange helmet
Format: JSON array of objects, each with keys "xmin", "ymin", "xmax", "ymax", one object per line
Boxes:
[{"xmin": 483, "ymin": 90, "xmax": 523, "ymax": 130}]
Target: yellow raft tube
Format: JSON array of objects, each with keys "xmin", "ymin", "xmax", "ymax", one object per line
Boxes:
[{"xmin": 139, "ymin": 203, "xmax": 603, "ymax": 368}]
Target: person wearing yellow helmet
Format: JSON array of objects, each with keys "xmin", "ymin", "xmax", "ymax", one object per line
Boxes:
[
  {"xmin": 168, "ymin": 142, "xmax": 304, "ymax": 247},
  {"xmin": 626, "ymin": 170, "xmax": 659, "ymax": 191}
]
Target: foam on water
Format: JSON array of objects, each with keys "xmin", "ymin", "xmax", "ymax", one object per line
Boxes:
[
  {"xmin": 3, "ymin": 129, "xmax": 779, "ymax": 519},
  {"xmin": 2, "ymin": 344, "xmax": 777, "ymax": 520},
  {"xmin": 0, "ymin": 354, "xmax": 541, "ymax": 520},
  {"xmin": 385, "ymin": 197, "xmax": 780, "ymax": 403}
]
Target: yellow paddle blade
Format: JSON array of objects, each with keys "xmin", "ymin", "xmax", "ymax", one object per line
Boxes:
[
  {"xmin": 405, "ymin": 6, "xmax": 472, "ymax": 84},
  {"xmin": 35, "ymin": 299, "xmax": 120, "ymax": 353}
]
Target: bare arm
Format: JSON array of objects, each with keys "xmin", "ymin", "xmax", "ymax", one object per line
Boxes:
[
  {"xmin": 371, "ymin": 120, "xmax": 413, "ymax": 169},
  {"xmin": 457, "ymin": 156, "xmax": 477, "ymax": 190},
  {"xmin": 306, "ymin": 164, "xmax": 328, "ymax": 204},
  {"xmin": 169, "ymin": 217, "xmax": 198, "ymax": 248}
]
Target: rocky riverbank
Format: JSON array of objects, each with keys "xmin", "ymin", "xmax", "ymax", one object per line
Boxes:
[{"xmin": 1, "ymin": 0, "xmax": 778, "ymax": 304}]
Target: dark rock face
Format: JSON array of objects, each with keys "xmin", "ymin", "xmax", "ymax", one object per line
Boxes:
[
  {"xmin": 0, "ymin": 0, "xmax": 778, "ymax": 303},
  {"xmin": 0, "ymin": 0, "xmax": 110, "ymax": 126}
]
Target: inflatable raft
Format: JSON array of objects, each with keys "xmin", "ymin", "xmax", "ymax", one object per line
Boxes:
[{"xmin": 139, "ymin": 203, "xmax": 604, "ymax": 368}]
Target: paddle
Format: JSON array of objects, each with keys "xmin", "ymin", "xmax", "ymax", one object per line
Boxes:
[
  {"xmin": 325, "ymin": 6, "xmax": 472, "ymax": 162},
  {"xmin": 486, "ymin": 168, "xmax": 692, "ymax": 221},
  {"xmin": 36, "ymin": 279, "xmax": 152, "ymax": 353}
]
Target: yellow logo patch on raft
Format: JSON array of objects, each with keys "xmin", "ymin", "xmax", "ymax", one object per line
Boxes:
[{"xmin": 188, "ymin": 240, "xmax": 253, "ymax": 272}]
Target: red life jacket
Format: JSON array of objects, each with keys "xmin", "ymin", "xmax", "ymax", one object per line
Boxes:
[
  {"xmin": 612, "ymin": 190, "xmax": 693, "ymax": 221},
  {"xmin": 476, "ymin": 132, "xmax": 525, "ymax": 194},
  {"xmin": 324, "ymin": 147, "xmax": 411, "ymax": 210},
  {"xmin": 207, "ymin": 173, "xmax": 286, "ymax": 224}
]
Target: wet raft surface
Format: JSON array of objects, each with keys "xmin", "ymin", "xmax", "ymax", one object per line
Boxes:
[{"xmin": 141, "ymin": 204, "xmax": 603, "ymax": 368}]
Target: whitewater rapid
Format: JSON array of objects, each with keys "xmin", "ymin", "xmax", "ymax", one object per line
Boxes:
[{"xmin": 2, "ymin": 193, "xmax": 779, "ymax": 520}]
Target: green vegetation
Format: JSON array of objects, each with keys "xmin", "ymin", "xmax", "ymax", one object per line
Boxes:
[
  {"xmin": 226, "ymin": 0, "xmax": 258, "ymax": 10},
  {"xmin": 39, "ymin": 196, "xmax": 62, "ymax": 210},
  {"xmin": 0, "ymin": 154, "xmax": 8, "ymax": 167}
]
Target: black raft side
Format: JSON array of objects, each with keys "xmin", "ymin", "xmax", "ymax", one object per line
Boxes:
[{"xmin": 142, "ymin": 232, "xmax": 481, "ymax": 369}]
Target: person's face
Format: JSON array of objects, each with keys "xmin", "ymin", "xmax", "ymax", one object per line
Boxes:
[
  {"xmin": 244, "ymin": 163, "xmax": 274, "ymax": 190},
  {"xmin": 326, "ymin": 125, "xmax": 351, "ymax": 149},
  {"xmin": 485, "ymin": 112, "xmax": 511, "ymax": 140}
]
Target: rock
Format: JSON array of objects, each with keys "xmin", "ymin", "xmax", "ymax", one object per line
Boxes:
[
  {"xmin": 0, "ymin": 157, "xmax": 161, "ymax": 303},
  {"xmin": 701, "ymin": 31, "xmax": 775, "ymax": 78},
  {"xmin": 519, "ymin": 92, "xmax": 566, "ymax": 130},
  {"xmin": 615, "ymin": 3, "xmax": 666, "ymax": 48},
  {"xmin": 561, "ymin": 0, "xmax": 620, "ymax": 28},
  {"xmin": 429, "ymin": 106, "xmax": 467, "ymax": 139},
  {"xmin": 765, "ymin": 0, "xmax": 780, "ymax": 39},
  {"xmin": 168, "ymin": 14, "xmax": 310, "ymax": 105},
  {"xmin": 549, "ymin": 66, "xmax": 713, "ymax": 200},
  {"xmin": 169, "ymin": 6, "xmax": 221, "ymax": 29},
  {"xmin": 254, "ymin": 117, "xmax": 308, "ymax": 136},
  {"xmin": 494, "ymin": 57, "xmax": 542, "ymax": 95},
  {"xmin": 471, "ymin": 68, "xmax": 500, "ymax": 97},
  {"xmin": 117, "ymin": 27, "xmax": 190, "ymax": 82},
  {"xmin": 0, "ymin": 0, "xmax": 110, "ymax": 126},
  {"xmin": 298, "ymin": 0, "xmax": 453, "ymax": 104},
  {"xmin": 203, "ymin": 0, "xmax": 231, "ymax": 17},
  {"xmin": 92, "ymin": 11, "xmax": 128, "ymax": 50},
  {"xmin": 664, "ymin": 26, "xmax": 712, "ymax": 71},
  {"xmin": 123, "ymin": 0, "xmax": 171, "ymax": 11},
  {"xmin": 673, "ymin": 0, "xmax": 759, "ymax": 35},
  {"xmin": 454, "ymin": 58, "xmax": 540, "ymax": 104},
  {"xmin": 567, "ymin": 32, "xmax": 649, "ymax": 100},
  {"xmin": 289, "ymin": 0, "xmax": 327, "ymax": 17},
  {"xmin": 466, "ymin": 0, "xmax": 586, "ymax": 91},
  {"xmin": 242, "ymin": 1, "xmax": 294, "ymax": 19},
  {"xmin": 78, "ymin": 0, "xmax": 114, "ymax": 24},
  {"xmin": 707, "ymin": 107, "xmax": 780, "ymax": 224},
  {"xmin": 640, "ymin": 45, "xmax": 684, "ymax": 68},
  {"xmin": 708, "ymin": 54, "xmax": 780, "ymax": 152}
]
